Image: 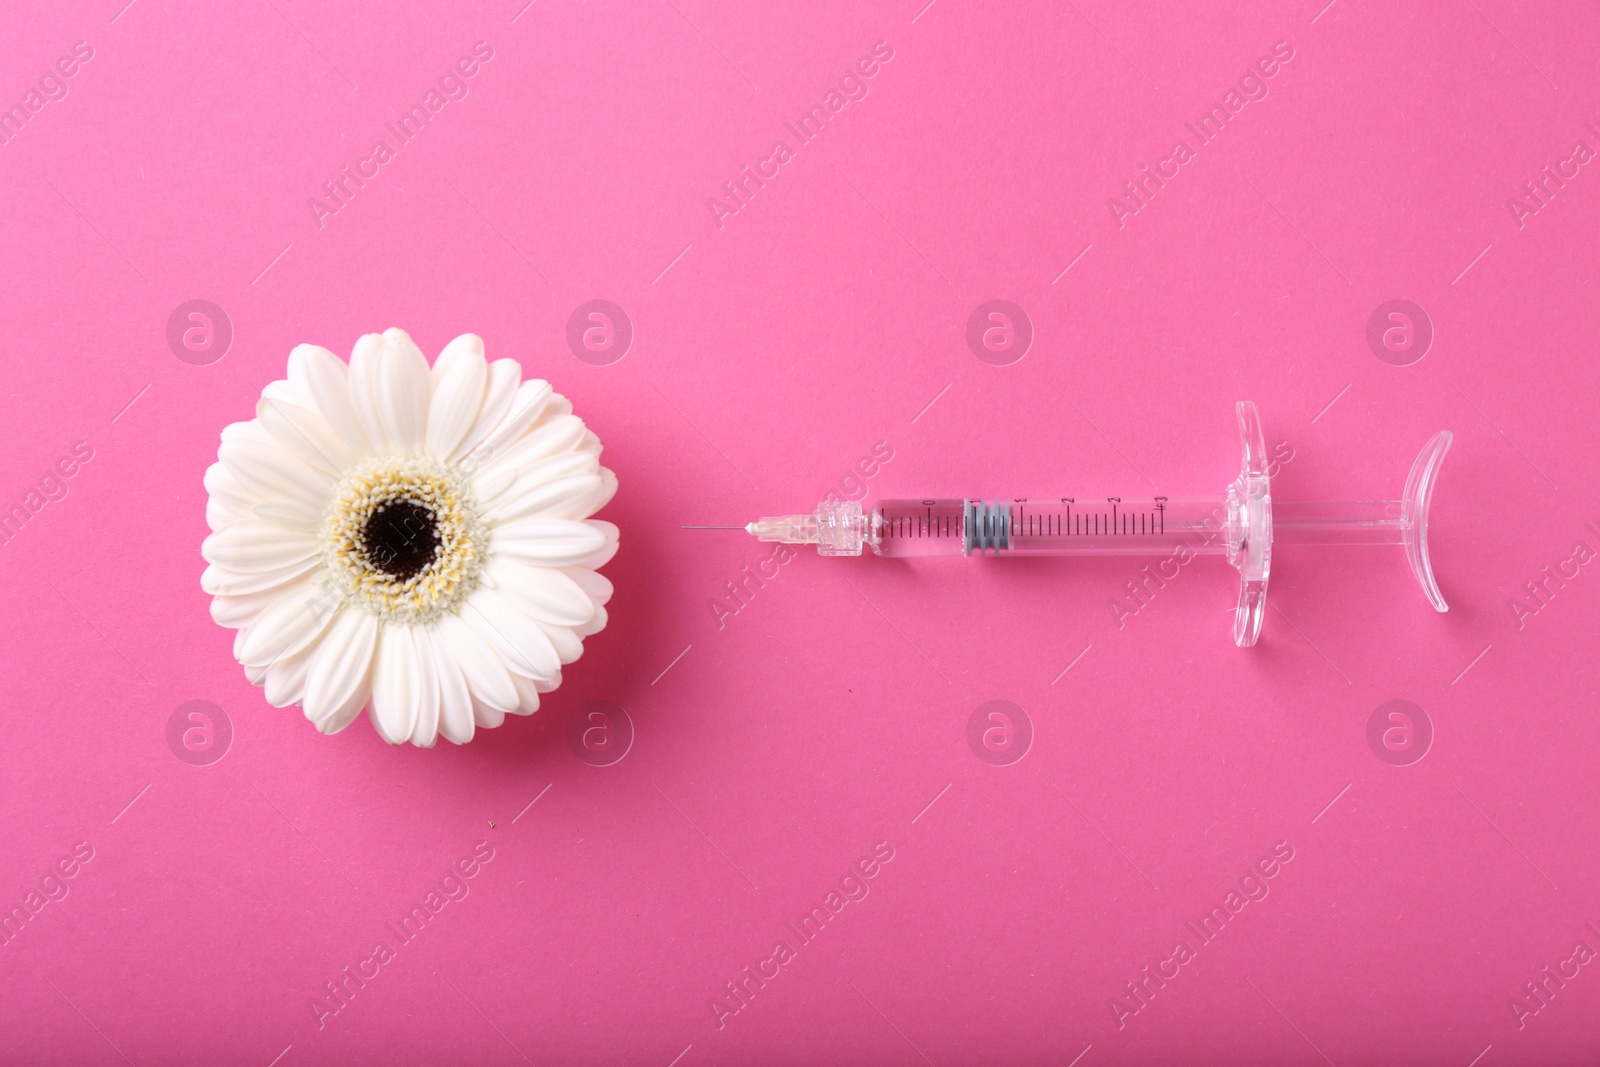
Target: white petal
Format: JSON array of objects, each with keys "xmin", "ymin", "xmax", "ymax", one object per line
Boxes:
[
  {"xmin": 304, "ymin": 609, "xmax": 378, "ymax": 732},
  {"xmin": 263, "ymin": 643, "xmax": 315, "ymax": 708},
  {"xmin": 211, "ymin": 585, "xmax": 289, "ymax": 629},
  {"xmin": 428, "ymin": 334, "xmax": 488, "ymax": 460},
  {"xmin": 488, "ymin": 560, "xmax": 596, "ymax": 627},
  {"xmin": 437, "ymin": 612, "xmax": 518, "ymax": 713},
  {"xmin": 261, "ymin": 377, "xmax": 299, "ymax": 407},
  {"xmin": 458, "ymin": 587, "xmax": 561, "ymax": 682},
  {"xmin": 252, "ymin": 500, "xmax": 325, "ymax": 533},
  {"xmin": 562, "ymin": 565, "xmax": 613, "ymax": 607},
  {"xmin": 508, "ymin": 671, "xmax": 542, "ymax": 715},
  {"xmin": 206, "ymin": 467, "xmax": 259, "ymax": 534},
  {"xmin": 471, "ymin": 696, "xmax": 508, "ymax": 729},
  {"xmin": 207, "ymin": 495, "xmax": 249, "ymax": 533},
  {"xmin": 430, "ymin": 627, "xmax": 475, "ymax": 745},
  {"xmin": 237, "ymin": 577, "xmax": 337, "ymax": 668},
  {"xmin": 315, "ymin": 685, "xmax": 372, "ymax": 736},
  {"xmin": 203, "ymin": 521, "xmax": 318, "ymax": 573},
  {"xmin": 478, "ymin": 379, "xmax": 554, "ymax": 457},
  {"xmin": 348, "ymin": 333, "xmax": 391, "ymax": 452},
  {"xmin": 580, "ymin": 467, "xmax": 619, "ymax": 518},
  {"xmin": 488, "ymin": 519, "xmax": 609, "ymax": 566},
  {"xmin": 204, "ymin": 461, "xmax": 255, "ymax": 514},
  {"xmin": 480, "ymin": 451, "xmax": 601, "ymax": 518},
  {"xmin": 540, "ymin": 622, "xmax": 584, "ymax": 665},
  {"xmin": 256, "ymin": 394, "xmax": 351, "ymax": 476},
  {"xmin": 582, "ymin": 520, "xmax": 620, "ymax": 568},
  {"xmin": 211, "ymin": 575, "xmax": 339, "ymax": 633},
  {"xmin": 472, "ymin": 462, "xmax": 519, "ymax": 507},
  {"xmin": 219, "ymin": 419, "xmax": 265, "ymax": 447},
  {"xmin": 480, "ymin": 414, "xmax": 588, "ymax": 477},
  {"xmin": 574, "ymin": 601, "xmax": 608, "ymax": 638},
  {"xmin": 292, "ymin": 344, "xmax": 370, "ymax": 457},
  {"xmin": 219, "ymin": 438, "xmax": 332, "ymax": 509},
  {"xmin": 379, "ymin": 328, "xmax": 431, "ymax": 450},
  {"xmin": 369, "ymin": 623, "xmax": 420, "ymax": 744},
  {"xmin": 455, "ymin": 359, "xmax": 522, "ymax": 459},
  {"xmin": 407, "ymin": 625, "xmax": 442, "ymax": 747},
  {"xmin": 483, "ymin": 472, "xmax": 598, "ymax": 521},
  {"xmin": 202, "ymin": 559, "xmax": 321, "ymax": 598}
]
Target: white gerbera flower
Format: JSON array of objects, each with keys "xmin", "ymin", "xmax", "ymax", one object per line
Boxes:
[{"xmin": 200, "ymin": 328, "xmax": 618, "ymax": 747}]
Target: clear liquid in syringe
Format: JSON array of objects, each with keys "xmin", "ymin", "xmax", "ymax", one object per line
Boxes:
[{"xmin": 869, "ymin": 497, "xmax": 1228, "ymax": 558}]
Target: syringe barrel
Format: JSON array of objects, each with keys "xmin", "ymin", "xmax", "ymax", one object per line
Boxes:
[{"xmin": 867, "ymin": 497, "xmax": 1233, "ymax": 558}]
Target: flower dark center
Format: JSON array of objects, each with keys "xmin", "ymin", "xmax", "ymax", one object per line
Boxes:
[{"xmin": 362, "ymin": 498, "xmax": 440, "ymax": 580}]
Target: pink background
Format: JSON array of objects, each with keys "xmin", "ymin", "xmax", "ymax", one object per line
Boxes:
[{"xmin": 2, "ymin": 0, "xmax": 1598, "ymax": 1063}]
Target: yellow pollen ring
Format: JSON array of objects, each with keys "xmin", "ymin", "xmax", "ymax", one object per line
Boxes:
[{"xmin": 319, "ymin": 453, "xmax": 487, "ymax": 624}]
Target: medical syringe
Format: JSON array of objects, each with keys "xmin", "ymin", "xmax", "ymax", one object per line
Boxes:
[{"xmin": 743, "ymin": 402, "xmax": 1452, "ymax": 647}]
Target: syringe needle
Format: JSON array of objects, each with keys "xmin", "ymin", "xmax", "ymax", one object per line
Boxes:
[{"xmin": 681, "ymin": 525, "xmax": 748, "ymax": 530}]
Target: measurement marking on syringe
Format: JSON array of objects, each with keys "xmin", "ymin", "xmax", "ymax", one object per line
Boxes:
[
  {"xmin": 880, "ymin": 498, "xmax": 1174, "ymax": 543},
  {"xmin": 884, "ymin": 509, "xmax": 959, "ymax": 541}
]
